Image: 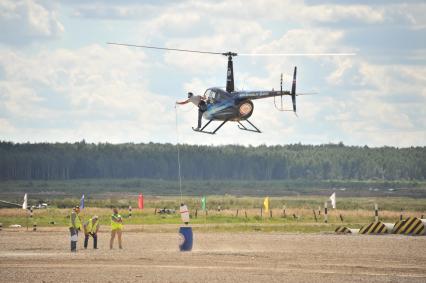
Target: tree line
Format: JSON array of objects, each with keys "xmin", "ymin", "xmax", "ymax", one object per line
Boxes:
[{"xmin": 0, "ymin": 141, "xmax": 425, "ymax": 181}]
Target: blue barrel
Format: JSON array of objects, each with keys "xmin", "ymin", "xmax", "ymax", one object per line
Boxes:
[{"xmin": 179, "ymin": 226, "xmax": 193, "ymax": 251}]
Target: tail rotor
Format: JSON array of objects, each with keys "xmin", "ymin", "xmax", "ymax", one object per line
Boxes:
[
  {"xmin": 274, "ymin": 68, "xmax": 298, "ymax": 114},
  {"xmin": 291, "ymin": 66, "xmax": 297, "ymax": 114},
  {"xmin": 274, "ymin": 73, "xmax": 286, "ymax": 111}
]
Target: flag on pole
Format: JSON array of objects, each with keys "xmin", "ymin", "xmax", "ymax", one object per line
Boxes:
[
  {"xmin": 80, "ymin": 194, "xmax": 85, "ymax": 209},
  {"xmin": 263, "ymin": 197, "xmax": 269, "ymax": 212},
  {"xmin": 329, "ymin": 192, "xmax": 336, "ymax": 209},
  {"xmin": 201, "ymin": 196, "xmax": 206, "ymax": 210},
  {"xmin": 22, "ymin": 193, "xmax": 27, "ymax": 210},
  {"xmin": 138, "ymin": 194, "xmax": 144, "ymax": 209}
]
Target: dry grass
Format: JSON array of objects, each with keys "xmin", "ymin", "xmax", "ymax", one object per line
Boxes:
[{"xmin": 0, "ymin": 207, "xmax": 423, "ymax": 227}]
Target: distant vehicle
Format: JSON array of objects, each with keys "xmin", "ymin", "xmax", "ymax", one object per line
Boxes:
[{"xmin": 32, "ymin": 203, "xmax": 48, "ymax": 209}]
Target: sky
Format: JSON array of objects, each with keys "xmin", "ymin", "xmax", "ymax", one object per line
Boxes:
[{"xmin": 0, "ymin": 0, "xmax": 425, "ymax": 147}]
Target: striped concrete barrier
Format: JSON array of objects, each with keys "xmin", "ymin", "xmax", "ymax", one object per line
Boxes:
[
  {"xmin": 359, "ymin": 221, "xmax": 394, "ymax": 234},
  {"xmin": 392, "ymin": 217, "xmax": 425, "ymax": 236},
  {"xmin": 335, "ymin": 226, "xmax": 359, "ymax": 234},
  {"xmin": 392, "ymin": 219, "xmax": 407, "ymax": 234}
]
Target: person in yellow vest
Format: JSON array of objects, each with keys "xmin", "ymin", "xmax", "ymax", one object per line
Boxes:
[
  {"xmin": 69, "ymin": 206, "xmax": 82, "ymax": 252},
  {"xmin": 83, "ymin": 215, "xmax": 100, "ymax": 249},
  {"xmin": 110, "ymin": 208, "xmax": 123, "ymax": 249}
]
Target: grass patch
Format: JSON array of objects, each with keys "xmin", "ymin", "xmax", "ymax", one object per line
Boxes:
[{"xmin": 0, "ymin": 198, "xmax": 424, "ymax": 233}]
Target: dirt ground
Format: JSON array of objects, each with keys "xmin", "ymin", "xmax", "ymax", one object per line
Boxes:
[{"xmin": 0, "ymin": 226, "xmax": 425, "ymax": 283}]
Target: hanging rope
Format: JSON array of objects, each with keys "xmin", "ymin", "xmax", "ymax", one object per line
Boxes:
[
  {"xmin": 177, "ymin": 103, "xmax": 195, "ymax": 113},
  {"xmin": 175, "ymin": 105, "xmax": 183, "ymax": 203}
]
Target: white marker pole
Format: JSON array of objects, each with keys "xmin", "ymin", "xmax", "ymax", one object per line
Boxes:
[
  {"xmin": 324, "ymin": 202, "xmax": 328, "ymax": 223},
  {"xmin": 374, "ymin": 203, "xmax": 379, "ymax": 222}
]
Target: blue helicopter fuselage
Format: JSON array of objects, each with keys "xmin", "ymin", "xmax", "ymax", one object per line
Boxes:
[
  {"xmin": 203, "ymin": 88, "xmax": 253, "ymax": 121},
  {"xmin": 202, "ymin": 87, "xmax": 291, "ymax": 121}
]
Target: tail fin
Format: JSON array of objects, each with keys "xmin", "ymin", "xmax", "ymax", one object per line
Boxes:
[{"xmin": 291, "ymin": 66, "xmax": 297, "ymax": 113}]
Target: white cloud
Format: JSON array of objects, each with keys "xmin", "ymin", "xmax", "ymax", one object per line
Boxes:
[
  {"xmin": 382, "ymin": 3, "xmax": 426, "ymax": 29},
  {"xmin": 144, "ymin": 11, "xmax": 201, "ymax": 35},
  {"xmin": 0, "ymin": 118, "xmax": 15, "ymax": 137},
  {"xmin": 70, "ymin": 2, "xmax": 162, "ymax": 20},
  {"xmin": 327, "ymin": 58, "xmax": 353, "ymax": 85},
  {"xmin": 319, "ymin": 59, "xmax": 426, "ymax": 146},
  {"xmin": 177, "ymin": 1, "xmax": 385, "ymax": 25},
  {"xmin": 0, "ymin": 44, "xmax": 176, "ymax": 143},
  {"xmin": 256, "ymin": 28, "xmax": 350, "ymax": 54},
  {"xmin": 160, "ymin": 20, "xmax": 272, "ymax": 74},
  {"xmin": 304, "ymin": 4, "xmax": 384, "ymax": 24},
  {"xmin": 0, "ymin": 0, "xmax": 64, "ymax": 45},
  {"xmin": 0, "ymin": 1, "xmax": 425, "ymax": 147}
]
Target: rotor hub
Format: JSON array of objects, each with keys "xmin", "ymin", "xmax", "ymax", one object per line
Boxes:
[{"xmin": 222, "ymin": 52, "xmax": 238, "ymax": 57}]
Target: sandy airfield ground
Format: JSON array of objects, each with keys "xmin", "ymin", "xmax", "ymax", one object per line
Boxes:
[{"xmin": 0, "ymin": 226, "xmax": 425, "ymax": 283}]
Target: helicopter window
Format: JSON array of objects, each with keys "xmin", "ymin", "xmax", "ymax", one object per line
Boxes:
[
  {"xmin": 205, "ymin": 88, "xmax": 228, "ymax": 102},
  {"xmin": 207, "ymin": 89, "xmax": 214, "ymax": 99},
  {"xmin": 204, "ymin": 89, "xmax": 214, "ymax": 103},
  {"xmin": 214, "ymin": 90, "xmax": 228, "ymax": 101}
]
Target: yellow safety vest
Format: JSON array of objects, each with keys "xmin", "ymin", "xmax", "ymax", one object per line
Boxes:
[
  {"xmin": 111, "ymin": 214, "xmax": 123, "ymax": 230},
  {"xmin": 85, "ymin": 219, "xmax": 99, "ymax": 234},
  {"xmin": 69, "ymin": 211, "xmax": 82, "ymax": 229}
]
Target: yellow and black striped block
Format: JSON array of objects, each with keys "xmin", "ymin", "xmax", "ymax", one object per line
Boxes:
[
  {"xmin": 392, "ymin": 219, "xmax": 406, "ymax": 234},
  {"xmin": 392, "ymin": 217, "xmax": 425, "ymax": 236},
  {"xmin": 335, "ymin": 226, "xmax": 351, "ymax": 234},
  {"xmin": 359, "ymin": 221, "xmax": 392, "ymax": 234}
]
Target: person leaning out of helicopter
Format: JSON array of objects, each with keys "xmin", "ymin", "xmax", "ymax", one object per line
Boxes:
[{"xmin": 176, "ymin": 92, "xmax": 207, "ymax": 130}]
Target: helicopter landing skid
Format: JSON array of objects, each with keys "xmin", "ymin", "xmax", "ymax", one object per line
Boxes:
[
  {"xmin": 192, "ymin": 119, "xmax": 229, "ymax": 135},
  {"xmin": 237, "ymin": 119, "xmax": 261, "ymax": 133}
]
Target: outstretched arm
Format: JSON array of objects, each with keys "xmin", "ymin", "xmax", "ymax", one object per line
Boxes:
[{"xmin": 176, "ymin": 99, "xmax": 190, "ymax": 105}]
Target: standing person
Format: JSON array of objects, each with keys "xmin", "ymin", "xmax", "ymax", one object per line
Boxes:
[
  {"xmin": 176, "ymin": 92, "xmax": 207, "ymax": 130},
  {"xmin": 83, "ymin": 216, "xmax": 100, "ymax": 249},
  {"xmin": 69, "ymin": 206, "xmax": 82, "ymax": 252},
  {"xmin": 110, "ymin": 208, "xmax": 123, "ymax": 249}
]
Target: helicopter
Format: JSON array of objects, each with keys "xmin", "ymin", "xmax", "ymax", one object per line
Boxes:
[{"xmin": 108, "ymin": 43, "xmax": 354, "ymax": 134}]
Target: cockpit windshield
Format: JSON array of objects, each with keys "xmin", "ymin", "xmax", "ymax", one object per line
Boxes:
[
  {"xmin": 205, "ymin": 88, "xmax": 229, "ymax": 103},
  {"xmin": 204, "ymin": 89, "xmax": 214, "ymax": 100}
]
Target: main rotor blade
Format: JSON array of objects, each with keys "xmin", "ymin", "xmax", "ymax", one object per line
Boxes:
[
  {"xmin": 296, "ymin": 92, "xmax": 317, "ymax": 95},
  {"xmin": 107, "ymin": 42, "xmax": 223, "ymax": 55},
  {"xmin": 239, "ymin": 53, "xmax": 356, "ymax": 56}
]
